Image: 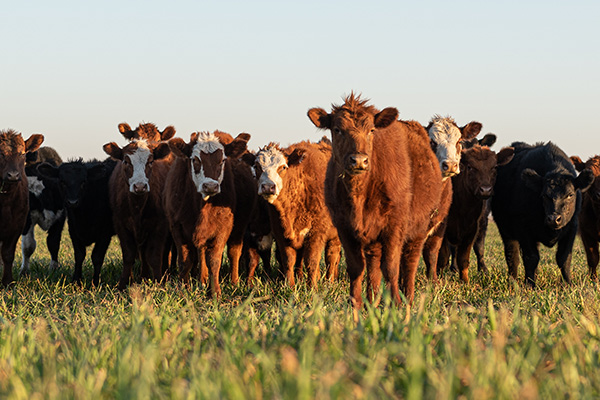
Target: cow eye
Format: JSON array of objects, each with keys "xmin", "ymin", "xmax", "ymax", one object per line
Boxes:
[
  {"xmin": 369, "ymin": 128, "xmax": 375, "ymax": 134},
  {"xmin": 333, "ymin": 128, "xmax": 341, "ymax": 135},
  {"xmin": 430, "ymin": 139, "xmax": 438, "ymax": 152}
]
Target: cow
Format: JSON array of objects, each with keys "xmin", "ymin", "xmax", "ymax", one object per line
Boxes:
[
  {"xmin": 421, "ymin": 116, "xmax": 482, "ymax": 282},
  {"xmin": 570, "ymin": 155, "xmax": 600, "ymax": 279},
  {"xmin": 437, "ymin": 145, "xmax": 514, "ymax": 282},
  {"xmin": 118, "ymin": 122, "xmax": 176, "ymax": 143},
  {"xmin": 37, "ymin": 158, "xmax": 117, "ymax": 285},
  {"xmin": 240, "ymin": 194, "xmax": 274, "ymax": 284},
  {"xmin": 0, "ymin": 130, "xmax": 44, "ymax": 285},
  {"xmin": 20, "ymin": 146, "xmax": 66, "ymax": 276},
  {"xmin": 249, "ymin": 140, "xmax": 342, "ymax": 287},
  {"xmin": 164, "ymin": 131, "xmax": 254, "ymax": 298},
  {"xmin": 491, "ymin": 142, "xmax": 593, "ymax": 286},
  {"xmin": 308, "ymin": 93, "xmax": 443, "ymax": 308},
  {"xmin": 103, "ymin": 139, "xmax": 172, "ymax": 289}
]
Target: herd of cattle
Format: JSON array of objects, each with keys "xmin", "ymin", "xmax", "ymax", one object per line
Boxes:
[{"xmin": 1, "ymin": 93, "xmax": 599, "ymax": 308}]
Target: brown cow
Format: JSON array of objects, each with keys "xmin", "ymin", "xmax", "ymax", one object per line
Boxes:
[
  {"xmin": 571, "ymin": 155, "xmax": 600, "ymax": 278},
  {"xmin": 103, "ymin": 139, "xmax": 172, "ymax": 289},
  {"xmin": 0, "ymin": 130, "xmax": 44, "ymax": 285},
  {"xmin": 118, "ymin": 122, "xmax": 176, "ymax": 143},
  {"xmin": 421, "ymin": 116, "xmax": 482, "ymax": 281},
  {"xmin": 308, "ymin": 93, "xmax": 443, "ymax": 308},
  {"xmin": 438, "ymin": 145, "xmax": 514, "ymax": 282},
  {"xmin": 164, "ymin": 131, "xmax": 253, "ymax": 297},
  {"xmin": 249, "ymin": 140, "xmax": 342, "ymax": 287}
]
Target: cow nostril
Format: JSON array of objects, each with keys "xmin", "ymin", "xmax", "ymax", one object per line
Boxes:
[
  {"xmin": 442, "ymin": 162, "xmax": 449, "ymax": 171},
  {"xmin": 555, "ymin": 215, "xmax": 562, "ymax": 224}
]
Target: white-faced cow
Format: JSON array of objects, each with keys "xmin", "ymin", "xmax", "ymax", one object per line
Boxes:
[{"xmin": 0, "ymin": 130, "xmax": 44, "ymax": 285}]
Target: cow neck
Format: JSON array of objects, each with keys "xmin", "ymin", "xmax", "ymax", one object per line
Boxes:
[
  {"xmin": 337, "ymin": 168, "xmax": 373, "ymax": 241},
  {"xmin": 270, "ymin": 168, "xmax": 308, "ymax": 246},
  {"xmin": 453, "ymin": 174, "xmax": 486, "ymax": 218}
]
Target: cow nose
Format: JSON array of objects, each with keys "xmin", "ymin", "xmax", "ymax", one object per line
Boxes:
[
  {"xmin": 261, "ymin": 183, "xmax": 276, "ymax": 195},
  {"xmin": 441, "ymin": 161, "xmax": 459, "ymax": 176},
  {"xmin": 202, "ymin": 181, "xmax": 219, "ymax": 195},
  {"xmin": 348, "ymin": 154, "xmax": 369, "ymax": 171},
  {"xmin": 479, "ymin": 185, "xmax": 493, "ymax": 197},
  {"xmin": 133, "ymin": 183, "xmax": 148, "ymax": 194},
  {"xmin": 6, "ymin": 171, "xmax": 20, "ymax": 181},
  {"xmin": 67, "ymin": 199, "xmax": 79, "ymax": 207},
  {"xmin": 546, "ymin": 214, "xmax": 562, "ymax": 227}
]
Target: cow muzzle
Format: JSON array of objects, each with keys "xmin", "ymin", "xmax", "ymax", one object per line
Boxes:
[
  {"xmin": 132, "ymin": 183, "xmax": 149, "ymax": 194},
  {"xmin": 545, "ymin": 214, "xmax": 564, "ymax": 230},
  {"xmin": 4, "ymin": 170, "xmax": 21, "ymax": 182},
  {"xmin": 201, "ymin": 181, "xmax": 220, "ymax": 200},
  {"xmin": 345, "ymin": 153, "xmax": 369, "ymax": 175},
  {"xmin": 477, "ymin": 185, "xmax": 493, "ymax": 199},
  {"xmin": 441, "ymin": 161, "xmax": 460, "ymax": 178}
]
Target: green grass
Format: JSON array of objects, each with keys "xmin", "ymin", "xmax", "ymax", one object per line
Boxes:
[{"xmin": 1, "ymin": 223, "xmax": 600, "ymax": 399}]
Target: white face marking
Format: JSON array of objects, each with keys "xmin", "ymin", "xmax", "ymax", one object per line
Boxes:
[
  {"xmin": 27, "ymin": 175, "xmax": 45, "ymax": 197},
  {"xmin": 255, "ymin": 146, "xmax": 287, "ymax": 203},
  {"xmin": 190, "ymin": 132, "xmax": 225, "ymax": 199},
  {"xmin": 428, "ymin": 117, "xmax": 463, "ymax": 178},
  {"xmin": 127, "ymin": 140, "xmax": 152, "ymax": 193}
]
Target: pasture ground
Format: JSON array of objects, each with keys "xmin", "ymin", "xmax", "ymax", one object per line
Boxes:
[{"xmin": 1, "ymin": 222, "xmax": 600, "ymax": 399}]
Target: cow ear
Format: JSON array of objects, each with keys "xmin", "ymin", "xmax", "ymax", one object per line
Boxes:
[
  {"xmin": 153, "ymin": 142, "xmax": 171, "ymax": 160},
  {"xmin": 118, "ymin": 123, "xmax": 136, "ymax": 140},
  {"xmin": 286, "ymin": 148, "xmax": 306, "ymax": 166},
  {"xmin": 374, "ymin": 107, "xmax": 398, "ymax": 129},
  {"xmin": 241, "ymin": 152, "xmax": 256, "ymax": 166},
  {"xmin": 37, "ymin": 162, "xmax": 58, "ymax": 179},
  {"xmin": 496, "ymin": 147, "xmax": 514, "ymax": 166},
  {"xmin": 103, "ymin": 142, "xmax": 124, "ymax": 160},
  {"xmin": 570, "ymin": 156, "xmax": 586, "ymax": 172},
  {"xmin": 307, "ymin": 108, "xmax": 331, "ymax": 129},
  {"xmin": 460, "ymin": 121, "xmax": 482, "ymax": 141},
  {"xmin": 168, "ymin": 138, "xmax": 192, "ymax": 158},
  {"xmin": 25, "ymin": 134, "xmax": 44, "ymax": 153},
  {"xmin": 161, "ymin": 126, "xmax": 176, "ymax": 141},
  {"xmin": 88, "ymin": 164, "xmax": 107, "ymax": 181},
  {"xmin": 522, "ymin": 168, "xmax": 543, "ymax": 192},
  {"xmin": 224, "ymin": 134, "xmax": 250, "ymax": 159},
  {"xmin": 575, "ymin": 168, "xmax": 594, "ymax": 193},
  {"xmin": 479, "ymin": 133, "xmax": 497, "ymax": 147}
]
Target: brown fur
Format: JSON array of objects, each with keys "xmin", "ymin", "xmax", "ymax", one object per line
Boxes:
[
  {"xmin": 308, "ymin": 94, "xmax": 442, "ymax": 308},
  {"xmin": 104, "ymin": 140, "xmax": 173, "ymax": 289},
  {"xmin": 439, "ymin": 146, "xmax": 514, "ymax": 281},
  {"xmin": 164, "ymin": 132, "xmax": 251, "ymax": 298},
  {"xmin": 254, "ymin": 141, "xmax": 341, "ymax": 287},
  {"xmin": 571, "ymin": 155, "xmax": 600, "ymax": 278},
  {"xmin": 0, "ymin": 130, "xmax": 44, "ymax": 285},
  {"xmin": 118, "ymin": 122, "xmax": 176, "ymax": 143}
]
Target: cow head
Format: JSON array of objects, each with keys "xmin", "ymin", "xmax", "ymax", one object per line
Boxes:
[
  {"xmin": 169, "ymin": 131, "xmax": 249, "ymax": 200},
  {"xmin": 571, "ymin": 155, "xmax": 600, "ymax": 203},
  {"xmin": 118, "ymin": 122, "xmax": 176, "ymax": 143},
  {"xmin": 0, "ymin": 130, "xmax": 44, "ymax": 190},
  {"xmin": 37, "ymin": 160, "xmax": 108, "ymax": 208},
  {"xmin": 308, "ymin": 93, "xmax": 397, "ymax": 176},
  {"xmin": 426, "ymin": 116, "xmax": 482, "ymax": 179},
  {"xmin": 522, "ymin": 166, "xmax": 594, "ymax": 230},
  {"xmin": 103, "ymin": 139, "xmax": 170, "ymax": 194},
  {"xmin": 252, "ymin": 143, "xmax": 305, "ymax": 203},
  {"xmin": 459, "ymin": 146, "xmax": 514, "ymax": 199}
]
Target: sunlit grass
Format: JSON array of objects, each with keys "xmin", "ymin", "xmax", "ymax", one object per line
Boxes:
[{"xmin": 1, "ymin": 222, "xmax": 599, "ymax": 398}]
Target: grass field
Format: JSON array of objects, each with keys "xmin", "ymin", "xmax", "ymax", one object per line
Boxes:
[{"xmin": 1, "ymin": 222, "xmax": 600, "ymax": 399}]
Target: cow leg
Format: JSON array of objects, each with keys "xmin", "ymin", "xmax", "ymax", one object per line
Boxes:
[
  {"xmin": 71, "ymin": 237, "xmax": 86, "ymax": 284},
  {"xmin": 303, "ymin": 236, "xmax": 326, "ymax": 288},
  {"xmin": 118, "ymin": 235, "xmax": 138, "ymax": 290},
  {"xmin": 456, "ymin": 241, "xmax": 475, "ymax": 283},
  {"xmin": 1, "ymin": 237, "xmax": 19, "ymax": 286},
  {"xmin": 91, "ymin": 238, "xmax": 111, "ymax": 286},
  {"xmin": 436, "ymin": 238, "xmax": 451, "ymax": 278},
  {"xmin": 448, "ymin": 245, "xmax": 458, "ymax": 273},
  {"xmin": 520, "ymin": 241, "xmax": 540, "ymax": 287},
  {"xmin": 580, "ymin": 233, "xmax": 599, "ymax": 279},
  {"xmin": 246, "ymin": 247, "xmax": 260, "ymax": 285},
  {"xmin": 502, "ymin": 238, "xmax": 521, "ymax": 280},
  {"xmin": 206, "ymin": 240, "xmax": 227, "ymax": 299},
  {"xmin": 20, "ymin": 224, "xmax": 36, "ymax": 276},
  {"xmin": 146, "ymin": 239, "xmax": 166, "ymax": 283},
  {"xmin": 324, "ymin": 237, "xmax": 342, "ymax": 282},
  {"xmin": 294, "ymin": 246, "xmax": 304, "ymax": 281},
  {"xmin": 47, "ymin": 214, "xmax": 66, "ymax": 270},
  {"xmin": 423, "ymin": 233, "xmax": 444, "ymax": 282},
  {"xmin": 381, "ymin": 239, "xmax": 402, "ymax": 306},
  {"xmin": 556, "ymin": 227, "xmax": 577, "ymax": 285},
  {"xmin": 400, "ymin": 237, "xmax": 426, "ymax": 305},
  {"xmin": 473, "ymin": 215, "xmax": 489, "ymax": 273},
  {"xmin": 178, "ymin": 243, "xmax": 199, "ymax": 284},
  {"xmin": 364, "ymin": 243, "xmax": 382, "ymax": 305},
  {"xmin": 226, "ymin": 240, "xmax": 243, "ymax": 286},
  {"xmin": 280, "ymin": 245, "xmax": 297, "ymax": 287}
]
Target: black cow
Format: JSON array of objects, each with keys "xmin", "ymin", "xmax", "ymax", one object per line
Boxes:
[
  {"xmin": 37, "ymin": 158, "xmax": 117, "ymax": 285},
  {"xmin": 20, "ymin": 149, "xmax": 66, "ymax": 276},
  {"xmin": 491, "ymin": 142, "xmax": 594, "ymax": 286}
]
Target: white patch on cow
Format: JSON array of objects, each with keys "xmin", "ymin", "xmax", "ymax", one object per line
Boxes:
[
  {"xmin": 20, "ymin": 224, "xmax": 36, "ymax": 275},
  {"xmin": 428, "ymin": 116, "xmax": 463, "ymax": 179},
  {"xmin": 255, "ymin": 146, "xmax": 287, "ymax": 203},
  {"xmin": 299, "ymin": 228, "xmax": 310, "ymax": 238},
  {"xmin": 27, "ymin": 175, "xmax": 45, "ymax": 197},
  {"xmin": 257, "ymin": 233, "xmax": 273, "ymax": 251},
  {"xmin": 127, "ymin": 139, "xmax": 152, "ymax": 192},
  {"xmin": 190, "ymin": 132, "xmax": 226, "ymax": 198},
  {"xmin": 30, "ymin": 209, "xmax": 64, "ymax": 231}
]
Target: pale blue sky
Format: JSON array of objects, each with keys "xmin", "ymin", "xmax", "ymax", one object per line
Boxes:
[{"xmin": 2, "ymin": 1, "xmax": 599, "ymax": 160}]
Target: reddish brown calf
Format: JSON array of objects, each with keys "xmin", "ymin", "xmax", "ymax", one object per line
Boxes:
[
  {"xmin": 0, "ymin": 130, "xmax": 44, "ymax": 286},
  {"xmin": 571, "ymin": 155, "xmax": 600, "ymax": 278},
  {"xmin": 308, "ymin": 94, "xmax": 443, "ymax": 308},
  {"xmin": 103, "ymin": 139, "xmax": 173, "ymax": 289},
  {"xmin": 118, "ymin": 122, "xmax": 176, "ymax": 143},
  {"xmin": 438, "ymin": 145, "xmax": 514, "ymax": 282}
]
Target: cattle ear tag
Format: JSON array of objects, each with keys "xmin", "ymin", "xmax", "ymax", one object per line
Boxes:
[{"xmin": 203, "ymin": 195, "xmax": 210, "ymax": 201}]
